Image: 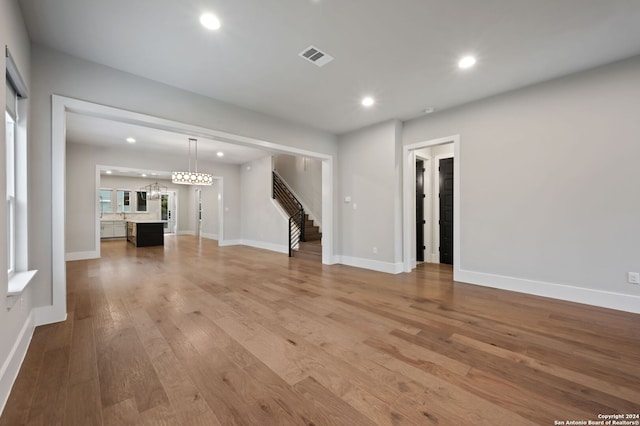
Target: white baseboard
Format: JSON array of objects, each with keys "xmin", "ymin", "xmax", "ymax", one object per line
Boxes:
[
  {"xmin": 0, "ymin": 311, "xmax": 34, "ymax": 416},
  {"xmin": 217, "ymin": 238, "xmax": 288, "ymax": 254},
  {"xmin": 218, "ymin": 239, "xmax": 242, "ymax": 247},
  {"xmin": 323, "ymin": 255, "xmax": 339, "ymax": 266},
  {"xmin": 338, "ymin": 255, "xmax": 404, "ymax": 274},
  {"xmin": 34, "ymin": 305, "xmax": 67, "ymax": 327},
  {"xmin": 241, "ymin": 239, "xmax": 289, "ymax": 254},
  {"xmin": 455, "ymin": 269, "xmax": 640, "ymax": 314},
  {"xmin": 65, "ymin": 250, "xmax": 99, "ymax": 261},
  {"xmin": 201, "ymin": 233, "xmax": 218, "ymax": 240}
]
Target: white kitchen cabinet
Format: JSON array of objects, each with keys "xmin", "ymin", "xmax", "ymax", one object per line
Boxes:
[
  {"xmin": 113, "ymin": 221, "xmax": 127, "ymax": 238},
  {"xmin": 100, "ymin": 221, "xmax": 126, "ymax": 239},
  {"xmin": 100, "ymin": 221, "xmax": 114, "ymax": 238}
]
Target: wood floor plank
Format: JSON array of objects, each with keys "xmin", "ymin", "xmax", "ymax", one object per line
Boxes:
[
  {"xmin": 102, "ymin": 398, "xmax": 140, "ymax": 426},
  {"xmin": 391, "ymin": 328, "xmax": 637, "ymax": 415},
  {"xmin": 68, "ymin": 317, "xmax": 98, "ymax": 386},
  {"xmin": 147, "ymin": 307, "xmax": 259, "ymax": 426},
  {"xmin": 294, "ymin": 377, "xmax": 376, "ymax": 426},
  {"xmin": 64, "ymin": 379, "xmax": 103, "ymax": 426},
  {"xmin": 97, "ymin": 326, "xmax": 169, "ymax": 412},
  {"xmin": 124, "ymin": 305, "xmax": 222, "ymax": 425},
  {"xmin": 2, "ymin": 236, "xmax": 639, "ymax": 425},
  {"xmin": 0, "ymin": 326, "xmax": 51, "ymax": 426},
  {"xmin": 25, "ymin": 346, "xmax": 70, "ymax": 425}
]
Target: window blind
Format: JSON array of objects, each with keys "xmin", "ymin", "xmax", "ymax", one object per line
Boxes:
[{"xmin": 6, "ymin": 79, "xmax": 17, "ymax": 119}]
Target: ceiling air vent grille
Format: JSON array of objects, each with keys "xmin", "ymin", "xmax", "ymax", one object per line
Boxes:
[{"xmin": 299, "ymin": 45, "xmax": 334, "ymax": 67}]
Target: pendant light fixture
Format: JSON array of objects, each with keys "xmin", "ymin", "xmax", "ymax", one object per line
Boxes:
[
  {"xmin": 142, "ymin": 181, "xmax": 167, "ymax": 200},
  {"xmin": 172, "ymin": 138, "xmax": 213, "ymax": 185}
]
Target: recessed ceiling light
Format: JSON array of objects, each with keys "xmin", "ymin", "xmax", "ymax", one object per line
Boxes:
[
  {"xmin": 423, "ymin": 107, "xmax": 436, "ymax": 114},
  {"xmin": 217, "ymin": 152, "xmax": 224, "ymax": 157},
  {"xmin": 141, "ymin": 173, "xmax": 147, "ymax": 177},
  {"xmin": 458, "ymin": 55, "xmax": 477, "ymax": 69},
  {"xmin": 126, "ymin": 137, "xmax": 136, "ymax": 143},
  {"xmin": 361, "ymin": 96, "xmax": 375, "ymax": 107},
  {"xmin": 200, "ymin": 13, "xmax": 221, "ymax": 30},
  {"xmin": 105, "ymin": 170, "xmax": 112, "ymax": 174}
]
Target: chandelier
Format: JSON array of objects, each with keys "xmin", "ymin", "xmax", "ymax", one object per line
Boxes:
[
  {"xmin": 172, "ymin": 138, "xmax": 213, "ymax": 185},
  {"xmin": 142, "ymin": 181, "xmax": 167, "ymax": 200}
]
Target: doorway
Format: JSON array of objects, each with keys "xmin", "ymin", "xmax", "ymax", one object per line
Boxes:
[
  {"xmin": 415, "ymin": 159, "xmax": 426, "ymax": 262},
  {"xmin": 161, "ymin": 191, "xmax": 177, "ymax": 234},
  {"xmin": 194, "ymin": 188, "xmax": 202, "ymax": 237},
  {"xmin": 52, "ymin": 95, "xmax": 336, "ymax": 327},
  {"xmin": 402, "ymin": 135, "xmax": 460, "ymax": 274},
  {"xmin": 439, "ymin": 157, "xmax": 454, "ymax": 265}
]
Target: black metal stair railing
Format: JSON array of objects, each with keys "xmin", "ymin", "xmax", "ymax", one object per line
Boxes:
[{"xmin": 272, "ymin": 171, "xmax": 305, "ymax": 256}]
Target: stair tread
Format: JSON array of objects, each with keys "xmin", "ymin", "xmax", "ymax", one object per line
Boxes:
[{"xmin": 292, "ymin": 249, "xmax": 322, "ymax": 261}]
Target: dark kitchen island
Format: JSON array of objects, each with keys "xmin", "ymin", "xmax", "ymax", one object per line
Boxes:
[{"xmin": 126, "ymin": 221, "xmax": 164, "ymax": 247}]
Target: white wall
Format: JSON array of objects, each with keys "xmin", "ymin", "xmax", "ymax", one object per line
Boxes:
[
  {"xmin": 30, "ymin": 44, "xmax": 336, "ymax": 308},
  {"xmin": 200, "ymin": 182, "xmax": 220, "ymax": 239},
  {"xmin": 65, "ymin": 142, "xmax": 237, "ymax": 255},
  {"xmin": 404, "ymin": 55, "xmax": 640, "ymax": 310},
  {"xmin": 0, "ymin": 0, "xmax": 33, "ymax": 415},
  {"xmin": 274, "ymin": 154, "xmax": 323, "ymax": 225},
  {"xmin": 240, "ymin": 156, "xmax": 288, "ymax": 253},
  {"xmin": 338, "ymin": 120, "xmax": 403, "ymax": 273}
]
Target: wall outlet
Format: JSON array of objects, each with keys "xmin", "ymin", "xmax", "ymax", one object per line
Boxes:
[
  {"xmin": 373, "ymin": 246, "xmax": 377, "ymax": 254},
  {"xmin": 628, "ymin": 272, "xmax": 640, "ymax": 284}
]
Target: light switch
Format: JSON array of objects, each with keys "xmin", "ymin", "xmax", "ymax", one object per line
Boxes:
[
  {"xmin": 353, "ymin": 203, "xmax": 357, "ymax": 210},
  {"xmin": 344, "ymin": 196, "xmax": 351, "ymax": 203}
]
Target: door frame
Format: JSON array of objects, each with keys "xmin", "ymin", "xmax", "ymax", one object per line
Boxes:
[
  {"xmin": 51, "ymin": 95, "xmax": 335, "ymax": 326},
  {"xmin": 194, "ymin": 188, "xmax": 202, "ymax": 237},
  {"xmin": 415, "ymin": 155, "xmax": 431, "ymax": 264},
  {"xmin": 433, "ymin": 153, "xmax": 454, "ymax": 264},
  {"xmin": 402, "ymin": 135, "xmax": 460, "ymax": 275},
  {"xmin": 161, "ymin": 190, "xmax": 177, "ymax": 234}
]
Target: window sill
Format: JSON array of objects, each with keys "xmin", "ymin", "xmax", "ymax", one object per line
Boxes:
[
  {"xmin": 7, "ymin": 270, "xmax": 37, "ymax": 310},
  {"xmin": 8, "ymin": 269, "xmax": 37, "ymax": 296}
]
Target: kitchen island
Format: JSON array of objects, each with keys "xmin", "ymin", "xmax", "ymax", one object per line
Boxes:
[{"xmin": 126, "ymin": 221, "xmax": 164, "ymax": 247}]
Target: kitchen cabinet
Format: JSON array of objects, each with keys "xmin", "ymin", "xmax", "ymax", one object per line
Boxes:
[
  {"xmin": 126, "ymin": 221, "xmax": 164, "ymax": 247},
  {"xmin": 113, "ymin": 221, "xmax": 127, "ymax": 237},
  {"xmin": 100, "ymin": 221, "xmax": 126, "ymax": 239}
]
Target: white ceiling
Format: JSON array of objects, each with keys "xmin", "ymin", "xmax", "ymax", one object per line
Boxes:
[
  {"xmin": 66, "ymin": 112, "xmax": 270, "ymax": 166},
  {"xmin": 19, "ymin": 0, "xmax": 640, "ymax": 134}
]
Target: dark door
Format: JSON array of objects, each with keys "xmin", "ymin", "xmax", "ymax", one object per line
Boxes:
[
  {"xmin": 439, "ymin": 158, "xmax": 454, "ymax": 264},
  {"xmin": 416, "ymin": 160, "xmax": 426, "ymax": 262}
]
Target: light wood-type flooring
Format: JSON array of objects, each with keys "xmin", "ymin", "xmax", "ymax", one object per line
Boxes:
[{"xmin": 2, "ymin": 236, "xmax": 639, "ymax": 425}]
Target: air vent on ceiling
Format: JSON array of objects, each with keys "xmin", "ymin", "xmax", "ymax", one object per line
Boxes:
[{"xmin": 299, "ymin": 45, "xmax": 334, "ymax": 67}]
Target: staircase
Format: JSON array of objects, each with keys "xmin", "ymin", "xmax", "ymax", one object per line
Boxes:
[
  {"xmin": 272, "ymin": 171, "xmax": 322, "ymax": 260},
  {"xmin": 294, "ymin": 214, "xmax": 322, "ymax": 261}
]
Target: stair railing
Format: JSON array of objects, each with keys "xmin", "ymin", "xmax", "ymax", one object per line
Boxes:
[{"xmin": 272, "ymin": 171, "xmax": 305, "ymax": 256}]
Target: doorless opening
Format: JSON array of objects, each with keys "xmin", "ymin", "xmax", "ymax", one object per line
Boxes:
[{"xmin": 402, "ymin": 135, "xmax": 460, "ymax": 276}]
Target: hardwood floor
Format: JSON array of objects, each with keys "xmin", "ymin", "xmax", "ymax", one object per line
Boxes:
[{"xmin": 2, "ymin": 236, "xmax": 639, "ymax": 425}]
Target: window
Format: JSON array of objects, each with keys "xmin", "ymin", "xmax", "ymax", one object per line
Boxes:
[
  {"xmin": 136, "ymin": 191, "xmax": 147, "ymax": 212},
  {"xmin": 5, "ymin": 112, "xmax": 15, "ymax": 276},
  {"xmin": 99, "ymin": 189, "xmax": 113, "ymax": 215},
  {"xmin": 116, "ymin": 190, "xmax": 131, "ymax": 213},
  {"xmin": 5, "ymin": 46, "xmax": 36, "ymax": 304}
]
